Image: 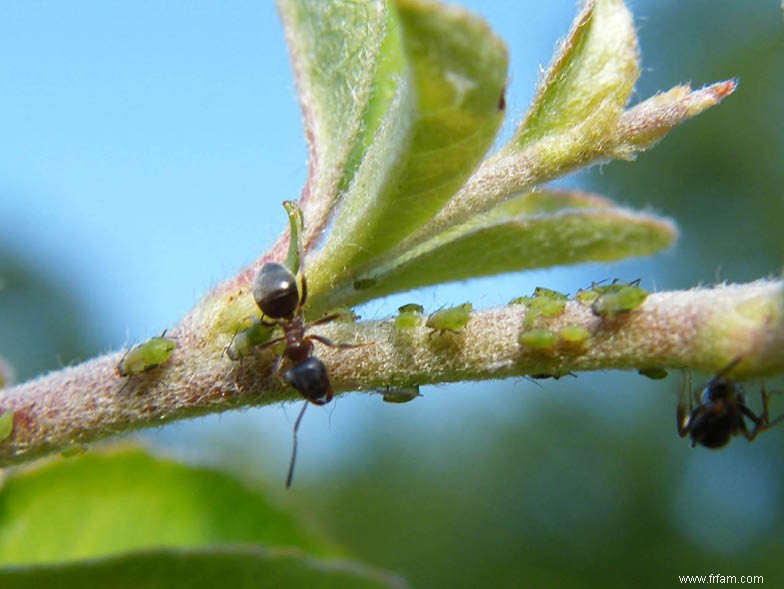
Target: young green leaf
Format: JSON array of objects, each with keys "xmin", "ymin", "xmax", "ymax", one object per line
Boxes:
[
  {"xmin": 609, "ymin": 80, "xmax": 738, "ymax": 159},
  {"xmin": 510, "ymin": 0, "xmax": 638, "ymax": 150},
  {"xmin": 278, "ymin": 0, "xmax": 400, "ymax": 246},
  {"xmin": 407, "ymin": 1, "xmax": 733, "ymax": 240},
  {"xmin": 311, "ymin": 190, "xmax": 675, "ymax": 312},
  {"xmin": 283, "ymin": 201, "xmax": 305, "ymax": 275},
  {"xmin": 307, "ymin": 0, "xmax": 508, "ymax": 300},
  {"xmin": 409, "ymin": 0, "xmax": 637, "ymax": 234}
]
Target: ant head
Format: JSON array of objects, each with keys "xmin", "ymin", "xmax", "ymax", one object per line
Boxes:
[{"xmin": 253, "ymin": 262, "xmax": 300, "ymax": 319}]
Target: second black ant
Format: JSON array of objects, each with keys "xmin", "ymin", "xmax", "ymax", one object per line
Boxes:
[{"xmin": 677, "ymin": 357, "xmax": 783, "ymax": 448}]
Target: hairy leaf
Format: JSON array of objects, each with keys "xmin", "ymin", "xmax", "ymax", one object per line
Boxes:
[
  {"xmin": 278, "ymin": 0, "xmax": 401, "ymax": 245},
  {"xmin": 307, "ymin": 0, "xmax": 508, "ymax": 298},
  {"xmin": 315, "ymin": 191, "xmax": 675, "ymax": 309},
  {"xmin": 510, "ymin": 0, "xmax": 638, "ymax": 150}
]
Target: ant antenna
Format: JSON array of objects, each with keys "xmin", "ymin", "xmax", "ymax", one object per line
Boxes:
[{"xmin": 286, "ymin": 401, "xmax": 309, "ymax": 488}]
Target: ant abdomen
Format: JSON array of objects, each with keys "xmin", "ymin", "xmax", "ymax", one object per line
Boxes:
[{"xmin": 253, "ymin": 262, "xmax": 300, "ymax": 319}]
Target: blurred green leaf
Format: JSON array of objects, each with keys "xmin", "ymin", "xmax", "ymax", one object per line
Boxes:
[
  {"xmin": 320, "ymin": 190, "xmax": 675, "ymax": 308},
  {"xmin": 309, "ymin": 0, "xmax": 508, "ymax": 299},
  {"xmin": 0, "ymin": 547, "xmax": 405, "ymax": 589},
  {"xmin": 0, "ymin": 447, "xmax": 333, "ymax": 566},
  {"xmin": 0, "ymin": 249, "xmax": 102, "ymax": 382}
]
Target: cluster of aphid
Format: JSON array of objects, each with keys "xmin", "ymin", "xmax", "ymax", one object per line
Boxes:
[
  {"xmin": 576, "ymin": 278, "xmax": 649, "ymax": 316},
  {"xmin": 394, "ymin": 301, "xmax": 475, "ymax": 335},
  {"xmin": 510, "ymin": 280, "xmax": 649, "ymax": 352},
  {"xmin": 508, "ymin": 281, "xmax": 783, "ymax": 448},
  {"xmin": 510, "ymin": 286, "xmax": 591, "ymax": 353}
]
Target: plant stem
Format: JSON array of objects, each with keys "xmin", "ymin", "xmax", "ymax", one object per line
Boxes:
[{"xmin": 0, "ymin": 280, "xmax": 781, "ymax": 467}]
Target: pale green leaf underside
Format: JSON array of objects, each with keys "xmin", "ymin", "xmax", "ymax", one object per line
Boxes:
[
  {"xmin": 0, "ymin": 548, "xmax": 403, "ymax": 589},
  {"xmin": 278, "ymin": 0, "xmax": 398, "ymax": 241},
  {"xmin": 0, "ymin": 448, "xmax": 332, "ymax": 566},
  {"xmin": 321, "ymin": 191, "xmax": 675, "ymax": 308},
  {"xmin": 510, "ymin": 0, "xmax": 638, "ymax": 150},
  {"xmin": 308, "ymin": 0, "xmax": 508, "ymax": 297},
  {"xmin": 358, "ymin": 0, "xmax": 643, "ymax": 257}
]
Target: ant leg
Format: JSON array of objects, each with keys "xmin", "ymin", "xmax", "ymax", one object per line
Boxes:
[
  {"xmin": 743, "ymin": 384, "xmax": 784, "ymax": 440},
  {"xmin": 222, "ymin": 325, "xmax": 243, "ymax": 360},
  {"xmin": 308, "ymin": 313, "xmax": 342, "ymax": 327},
  {"xmin": 253, "ymin": 335, "xmax": 286, "ymax": 352},
  {"xmin": 286, "ymin": 401, "xmax": 309, "ymax": 489},
  {"xmin": 308, "ymin": 334, "xmax": 371, "ymax": 350},
  {"xmin": 738, "ymin": 414, "xmax": 756, "ymax": 441},
  {"xmin": 271, "ymin": 353, "xmax": 285, "ymax": 380},
  {"xmin": 676, "ymin": 371, "xmax": 692, "ymax": 438}
]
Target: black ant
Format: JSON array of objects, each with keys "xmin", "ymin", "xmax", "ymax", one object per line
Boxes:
[
  {"xmin": 677, "ymin": 358, "xmax": 783, "ymax": 448},
  {"xmin": 250, "ymin": 261, "xmax": 364, "ymax": 487}
]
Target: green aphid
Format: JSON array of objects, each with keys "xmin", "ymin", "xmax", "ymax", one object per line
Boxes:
[
  {"xmin": 522, "ymin": 298, "xmax": 566, "ymax": 329},
  {"xmin": 523, "ymin": 309, "xmax": 540, "ymax": 330},
  {"xmin": 396, "ymin": 303, "xmax": 425, "ymax": 329},
  {"xmin": 529, "ymin": 297, "xmax": 567, "ymax": 317},
  {"xmin": 591, "ymin": 281, "xmax": 649, "ymax": 317},
  {"xmin": 534, "ymin": 287, "xmax": 569, "ymax": 301},
  {"xmin": 518, "ymin": 329, "xmax": 559, "ymax": 349},
  {"xmin": 116, "ymin": 333, "xmax": 177, "ymax": 377},
  {"xmin": 638, "ymin": 367, "xmax": 668, "ymax": 380},
  {"xmin": 353, "ymin": 277, "xmax": 377, "ymax": 290},
  {"xmin": 508, "ymin": 296, "xmax": 533, "ymax": 306},
  {"xmin": 426, "ymin": 303, "xmax": 473, "ymax": 334},
  {"xmin": 0, "ymin": 411, "xmax": 14, "ymax": 441},
  {"xmin": 575, "ymin": 288, "xmax": 600, "ymax": 305},
  {"xmin": 381, "ymin": 385, "xmax": 421, "ymax": 404},
  {"xmin": 225, "ymin": 317, "xmax": 275, "ymax": 361},
  {"xmin": 559, "ymin": 325, "xmax": 590, "ymax": 344}
]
